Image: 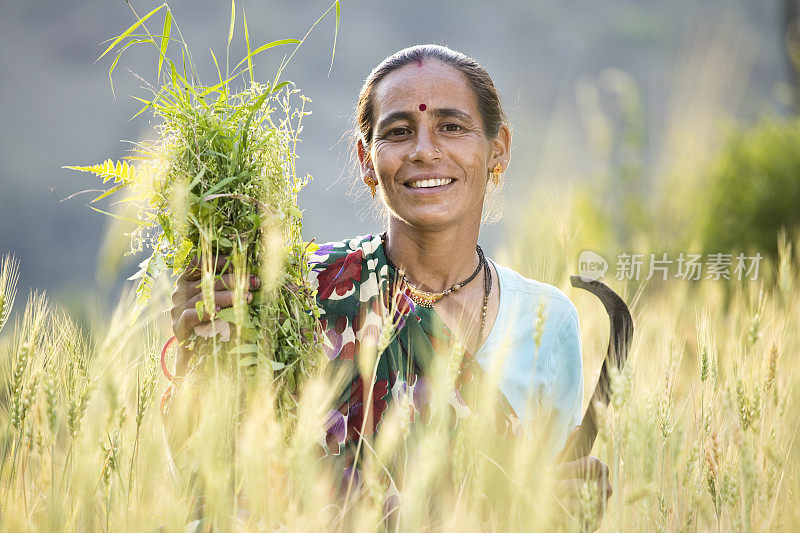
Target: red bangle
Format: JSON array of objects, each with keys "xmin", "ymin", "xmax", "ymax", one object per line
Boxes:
[{"xmin": 161, "ymin": 335, "xmax": 177, "ymax": 383}]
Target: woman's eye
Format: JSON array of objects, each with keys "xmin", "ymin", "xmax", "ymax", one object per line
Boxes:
[
  {"xmin": 442, "ymin": 123, "xmax": 463, "ymax": 132},
  {"xmin": 386, "ymin": 127, "xmax": 409, "ymax": 137}
]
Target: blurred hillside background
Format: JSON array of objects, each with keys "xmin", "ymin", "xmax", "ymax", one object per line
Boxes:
[{"xmin": 0, "ymin": 0, "xmax": 798, "ymax": 321}]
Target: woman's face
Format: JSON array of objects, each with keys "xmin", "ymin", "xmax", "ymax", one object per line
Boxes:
[{"xmin": 358, "ymin": 59, "xmax": 509, "ymax": 232}]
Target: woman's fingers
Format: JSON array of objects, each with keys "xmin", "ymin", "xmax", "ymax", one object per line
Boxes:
[
  {"xmin": 171, "ymin": 287, "xmax": 255, "ymax": 343},
  {"xmin": 186, "ymin": 288, "xmax": 252, "ymax": 310},
  {"xmin": 169, "ymin": 251, "xmax": 261, "ymax": 345},
  {"xmin": 555, "ymin": 456, "xmax": 610, "ymax": 483},
  {"xmin": 553, "ymin": 456, "xmax": 613, "ymax": 508},
  {"xmin": 551, "ymin": 479, "xmax": 581, "ymax": 506},
  {"xmin": 176, "ymin": 273, "xmax": 258, "ymax": 297},
  {"xmin": 551, "ymin": 465, "xmax": 613, "ymax": 525},
  {"xmin": 169, "ymin": 253, "xmax": 261, "ymax": 345},
  {"xmin": 182, "ymin": 254, "xmax": 233, "ymax": 281},
  {"xmin": 172, "ymin": 274, "xmax": 259, "ymax": 314},
  {"xmin": 174, "ymin": 307, "xmax": 204, "ymax": 341}
]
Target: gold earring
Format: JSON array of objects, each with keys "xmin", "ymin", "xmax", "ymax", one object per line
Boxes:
[
  {"xmin": 491, "ymin": 163, "xmax": 503, "ymax": 186},
  {"xmin": 363, "ymin": 174, "xmax": 378, "ymax": 198}
]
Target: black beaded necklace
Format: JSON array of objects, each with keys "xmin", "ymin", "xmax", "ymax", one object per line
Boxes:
[
  {"xmin": 381, "ymin": 232, "xmax": 483, "ymax": 307},
  {"xmin": 381, "ymin": 232, "xmax": 492, "ymax": 349}
]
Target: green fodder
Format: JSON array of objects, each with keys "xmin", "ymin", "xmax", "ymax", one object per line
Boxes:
[{"xmin": 63, "ymin": 1, "xmax": 342, "ymax": 416}]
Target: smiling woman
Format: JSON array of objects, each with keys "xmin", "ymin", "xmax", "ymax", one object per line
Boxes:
[{"xmin": 170, "ymin": 43, "xmax": 611, "ymax": 524}]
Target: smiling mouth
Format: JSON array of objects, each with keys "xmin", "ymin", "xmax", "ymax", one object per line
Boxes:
[{"xmin": 406, "ymin": 178, "xmax": 454, "ymax": 189}]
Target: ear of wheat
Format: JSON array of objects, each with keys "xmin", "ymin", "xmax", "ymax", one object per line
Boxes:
[{"xmin": 0, "ymin": 253, "xmax": 21, "ymax": 334}]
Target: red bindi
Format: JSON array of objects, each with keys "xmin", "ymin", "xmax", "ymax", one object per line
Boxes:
[{"xmin": 418, "ymin": 103, "xmax": 427, "ymax": 111}]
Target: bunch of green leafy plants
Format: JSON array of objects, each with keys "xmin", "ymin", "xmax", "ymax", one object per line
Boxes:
[{"xmin": 66, "ymin": 2, "xmax": 340, "ymax": 412}]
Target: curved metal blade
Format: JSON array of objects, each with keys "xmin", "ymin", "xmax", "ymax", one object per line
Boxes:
[{"xmin": 560, "ymin": 275, "xmax": 634, "ymax": 462}]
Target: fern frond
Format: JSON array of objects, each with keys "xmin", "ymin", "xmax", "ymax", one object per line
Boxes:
[
  {"xmin": 63, "ymin": 159, "xmax": 136, "ymax": 185},
  {"xmin": 128, "ymin": 250, "xmax": 167, "ymax": 312}
]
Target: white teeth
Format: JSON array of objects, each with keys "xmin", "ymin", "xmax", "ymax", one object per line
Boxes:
[{"xmin": 408, "ymin": 178, "xmax": 453, "ymax": 188}]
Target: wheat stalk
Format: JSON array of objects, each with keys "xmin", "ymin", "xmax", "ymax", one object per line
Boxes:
[{"xmin": 0, "ymin": 253, "xmax": 20, "ymax": 335}]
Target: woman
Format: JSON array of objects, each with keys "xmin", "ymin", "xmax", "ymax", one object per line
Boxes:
[{"xmin": 170, "ymin": 44, "xmax": 611, "ymax": 523}]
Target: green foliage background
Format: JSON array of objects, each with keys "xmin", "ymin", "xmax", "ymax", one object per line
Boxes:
[{"xmin": 699, "ymin": 118, "xmax": 800, "ymax": 260}]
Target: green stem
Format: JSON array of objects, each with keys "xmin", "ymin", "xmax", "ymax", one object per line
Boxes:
[
  {"xmin": 0, "ymin": 417, "xmax": 14, "ymax": 487},
  {"xmin": 50, "ymin": 441, "xmax": 56, "ymax": 525},
  {"xmin": 338, "ymin": 348, "xmax": 383, "ymax": 531},
  {"xmin": 1, "ymin": 431, "xmax": 23, "ymax": 514},
  {"xmin": 127, "ymin": 421, "xmax": 141, "ymax": 508}
]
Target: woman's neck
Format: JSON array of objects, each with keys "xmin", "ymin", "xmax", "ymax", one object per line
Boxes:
[{"xmin": 385, "ymin": 218, "xmax": 482, "ymax": 292}]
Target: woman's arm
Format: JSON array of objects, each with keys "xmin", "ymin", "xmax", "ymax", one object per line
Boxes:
[{"xmin": 549, "ymin": 301, "xmax": 612, "ymax": 527}]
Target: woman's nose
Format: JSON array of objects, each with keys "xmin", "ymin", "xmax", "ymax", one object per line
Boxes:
[{"xmin": 409, "ymin": 126, "xmax": 441, "ymax": 163}]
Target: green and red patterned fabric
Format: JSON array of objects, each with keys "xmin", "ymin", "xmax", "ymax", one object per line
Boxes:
[{"xmin": 308, "ymin": 233, "xmax": 519, "ymax": 493}]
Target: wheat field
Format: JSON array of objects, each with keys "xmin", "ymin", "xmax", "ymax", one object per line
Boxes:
[{"xmin": 1, "ymin": 209, "xmax": 798, "ymax": 532}]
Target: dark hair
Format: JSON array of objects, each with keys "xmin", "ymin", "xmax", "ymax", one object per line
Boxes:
[{"xmin": 355, "ymin": 44, "xmax": 508, "ymax": 148}]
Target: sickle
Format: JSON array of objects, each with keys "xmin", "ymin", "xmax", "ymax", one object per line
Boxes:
[{"xmin": 559, "ymin": 275, "xmax": 634, "ymax": 462}]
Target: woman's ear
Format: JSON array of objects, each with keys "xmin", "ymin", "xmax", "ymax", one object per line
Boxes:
[
  {"xmin": 357, "ymin": 137, "xmax": 375, "ymax": 178},
  {"xmin": 490, "ymin": 123, "xmax": 512, "ymax": 171}
]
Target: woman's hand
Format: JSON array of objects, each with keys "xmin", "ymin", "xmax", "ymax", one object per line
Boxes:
[
  {"xmin": 169, "ymin": 255, "xmax": 260, "ymax": 375},
  {"xmin": 553, "ymin": 427, "xmax": 612, "ymax": 529}
]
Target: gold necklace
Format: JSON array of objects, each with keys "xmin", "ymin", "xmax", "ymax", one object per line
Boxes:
[
  {"xmin": 381, "ymin": 232, "xmax": 484, "ymax": 308},
  {"xmin": 382, "ymin": 232, "xmax": 493, "ymax": 351}
]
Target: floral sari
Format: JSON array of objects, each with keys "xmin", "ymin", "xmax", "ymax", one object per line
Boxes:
[{"xmin": 308, "ymin": 233, "xmax": 520, "ymax": 497}]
